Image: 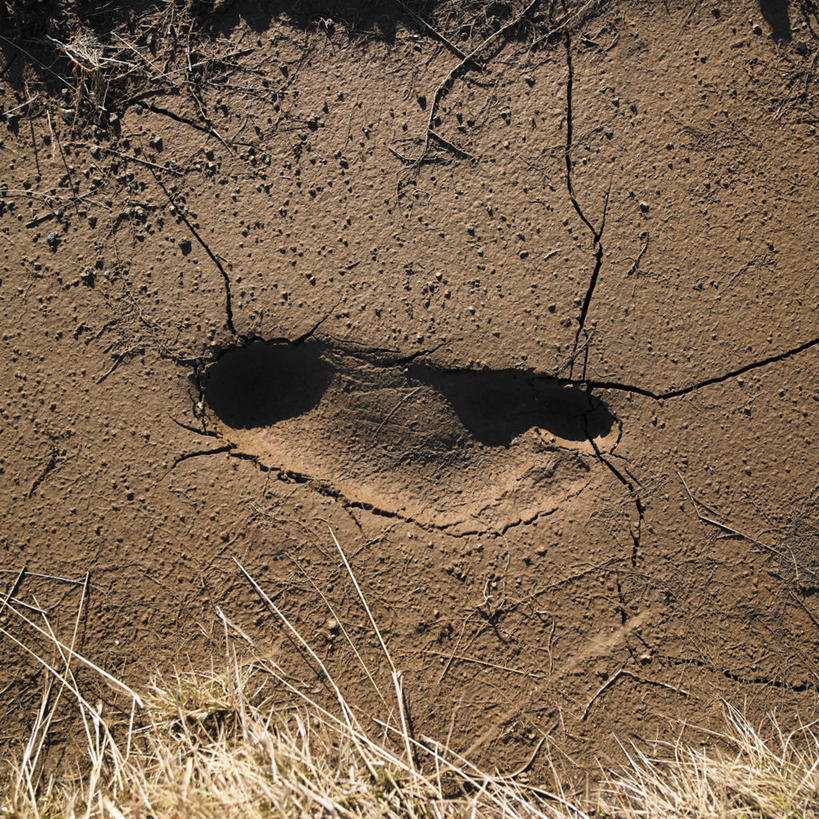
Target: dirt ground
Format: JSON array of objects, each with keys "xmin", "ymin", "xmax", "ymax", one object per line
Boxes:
[{"xmin": 1, "ymin": 0, "xmax": 818, "ymax": 790}]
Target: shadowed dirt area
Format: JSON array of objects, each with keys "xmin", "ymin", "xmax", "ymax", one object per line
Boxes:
[{"xmin": 1, "ymin": 0, "xmax": 818, "ymax": 789}]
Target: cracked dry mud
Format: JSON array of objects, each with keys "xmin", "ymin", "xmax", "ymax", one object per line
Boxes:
[{"xmin": 1, "ymin": 0, "xmax": 818, "ymax": 786}]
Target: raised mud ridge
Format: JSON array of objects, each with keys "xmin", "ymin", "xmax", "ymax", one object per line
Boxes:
[{"xmin": 197, "ymin": 340, "xmax": 618, "ymax": 534}]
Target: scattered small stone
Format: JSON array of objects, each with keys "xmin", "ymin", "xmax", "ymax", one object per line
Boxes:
[
  {"xmin": 326, "ymin": 618, "xmax": 339, "ymax": 635},
  {"xmin": 639, "ymin": 201, "xmax": 650, "ymax": 213},
  {"xmin": 149, "ymin": 135, "xmax": 163, "ymax": 151},
  {"xmin": 46, "ymin": 232, "xmax": 60, "ymax": 251},
  {"xmin": 178, "ymin": 238, "xmax": 192, "ymax": 255},
  {"xmin": 90, "ymin": 144, "xmax": 100, "ymax": 158},
  {"xmin": 752, "ymin": 23, "xmax": 763, "ymax": 35},
  {"xmin": 80, "ymin": 270, "xmax": 96, "ymax": 287}
]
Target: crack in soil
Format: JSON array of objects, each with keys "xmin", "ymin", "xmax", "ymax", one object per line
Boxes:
[
  {"xmin": 226, "ymin": 446, "xmax": 505, "ymax": 538},
  {"xmin": 584, "ymin": 394, "xmax": 645, "ymax": 568},
  {"xmin": 166, "ymin": 326, "xmax": 815, "ymax": 543},
  {"xmin": 151, "ymin": 171, "xmax": 237, "ymax": 337},
  {"xmin": 563, "ymin": 27, "xmax": 610, "ymax": 379},
  {"xmin": 222, "ymin": 451, "xmax": 592, "ymax": 539},
  {"xmin": 584, "ymin": 335, "xmax": 819, "ymax": 400},
  {"xmin": 660, "ymin": 655, "xmax": 819, "ymax": 694}
]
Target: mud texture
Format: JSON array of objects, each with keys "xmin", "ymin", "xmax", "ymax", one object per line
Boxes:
[{"xmin": 1, "ymin": 0, "xmax": 818, "ymax": 785}]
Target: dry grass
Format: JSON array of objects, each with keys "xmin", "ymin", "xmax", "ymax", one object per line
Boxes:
[
  {"xmin": 1, "ymin": 537, "xmax": 818, "ymax": 818},
  {"xmin": 599, "ymin": 704, "xmax": 819, "ymax": 818},
  {"xmin": 2, "ymin": 661, "xmax": 582, "ymax": 819}
]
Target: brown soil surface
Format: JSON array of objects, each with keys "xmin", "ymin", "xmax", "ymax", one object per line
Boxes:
[{"xmin": 1, "ymin": 0, "xmax": 818, "ymax": 787}]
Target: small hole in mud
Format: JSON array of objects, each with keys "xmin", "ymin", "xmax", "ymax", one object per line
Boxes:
[
  {"xmin": 203, "ymin": 341, "xmax": 332, "ymax": 429},
  {"xmin": 408, "ymin": 365, "xmax": 614, "ymax": 445}
]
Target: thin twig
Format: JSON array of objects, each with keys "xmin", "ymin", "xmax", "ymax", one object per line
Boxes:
[
  {"xmin": 422, "ymin": 649, "xmax": 545, "ymax": 678},
  {"xmin": 582, "ymin": 668, "xmax": 688, "ymax": 720},
  {"xmin": 396, "ymin": 0, "xmax": 475, "ymax": 62},
  {"xmin": 502, "ymin": 737, "xmax": 547, "ymax": 779},
  {"xmin": 28, "ymin": 109, "xmax": 41, "ymax": 179},
  {"xmin": 676, "ymin": 470, "xmax": 781, "ymax": 555},
  {"xmin": 90, "ymin": 144, "xmax": 183, "ymax": 175},
  {"xmin": 374, "ymin": 387, "xmax": 422, "ymax": 440},
  {"xmin": 404, "ymin": 0, "xmax": 542, "ymax": 165},
  {"xmin": 52, "ymin": 119, "xmax": 81, "ymax": 216},
  {"xmin": 0, "ymin": 570, "xmax": 83, "ymax": 585},
  {"xmin": 0, "ymin": 567, "xmax": 26, "ymax": 618},
  {"xmin": 4, "ymin": 601, "xmax": 143, "ymax": 705},
  {"xmin": 96, "ymin": 345, "xmax": 145, "ymax": 384},
  {"xmin": 324, "ymin": 525, "xmax": 417, "ymax": 773},
  {"xmin": 626, "ymin": 232, "xmax": 650, "ymax": 277}
]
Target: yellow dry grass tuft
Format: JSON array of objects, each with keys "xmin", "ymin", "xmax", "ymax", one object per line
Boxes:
[
  {"xmin": 598, "ymin": 703, "xmax": 819, "ymax": 818},
  {"xmin": 2, "ymin": 656, "xmax": 582, "ymax": 818},
  {"xmin": 1, "ymin": 535, "xmax": 817, "ymax": 818}
]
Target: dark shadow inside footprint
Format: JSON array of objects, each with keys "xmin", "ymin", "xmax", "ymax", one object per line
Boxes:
[
  {"xmin": 204, "ymin": 341, "xmax": 332, "ymax": 429},
  {"xmin": 757, "ymin": 0, "xmax": 791, "ymax": 41},
  {"xmin": 408, "ymin": 365, "xmax": 614, "ymax": 446}
]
